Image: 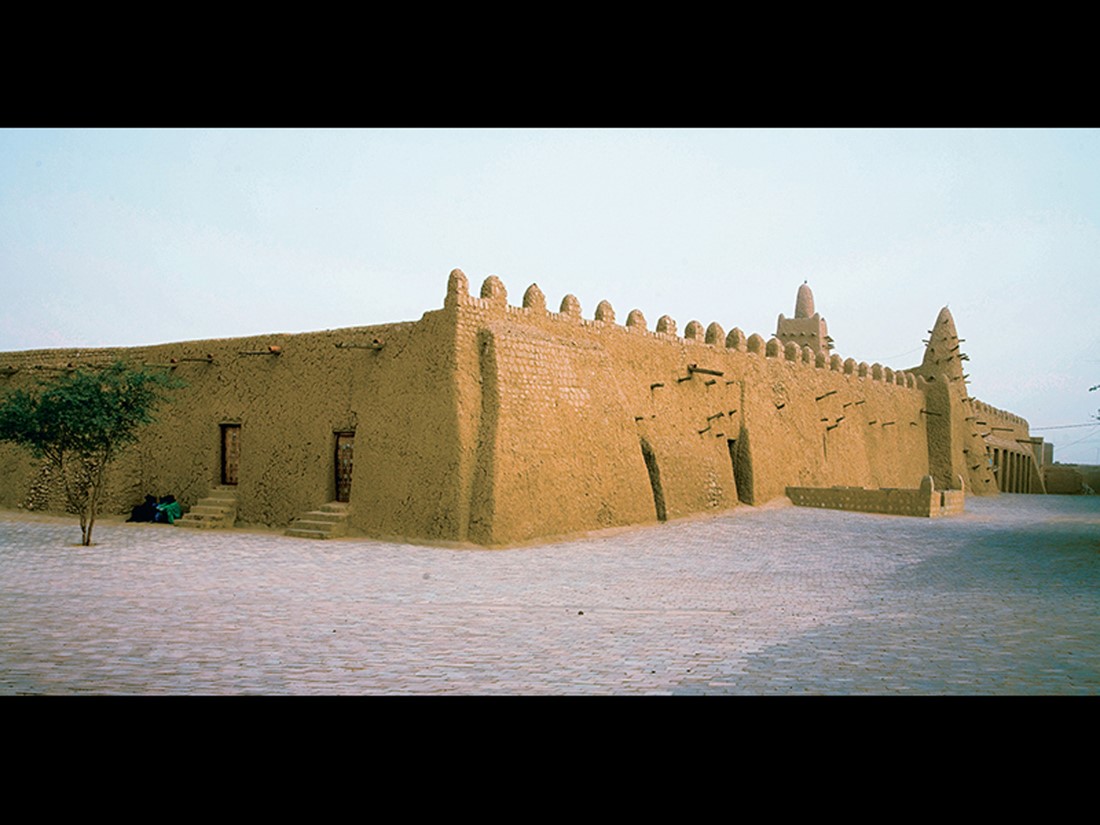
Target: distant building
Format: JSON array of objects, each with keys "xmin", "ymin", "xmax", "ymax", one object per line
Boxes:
[{"xmin": 1044, "ymin": 462, "xmax": 1099, "ymax": 495}]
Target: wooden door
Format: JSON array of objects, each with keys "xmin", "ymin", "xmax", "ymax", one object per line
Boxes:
[
  {"xmin": 221, "ymin": 424, "xmax": 241, "ymax": 486},
  {"xmin": 335, "ymin": 432, "xmax": 354, "ymax": 503}
]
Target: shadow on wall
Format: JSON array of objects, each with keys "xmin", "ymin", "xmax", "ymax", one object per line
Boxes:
[{"xmin": 639, "ymin": 437, "xmax": 666, "ymax": 521}]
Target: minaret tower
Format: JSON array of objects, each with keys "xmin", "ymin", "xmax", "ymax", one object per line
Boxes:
[
  {"xmin": 776, "ymin": 282, "xmax": 833, "ymax": 355},
  {"xmin": 911, "ymin": 305, "xmax": 999, "ymax": 495}
]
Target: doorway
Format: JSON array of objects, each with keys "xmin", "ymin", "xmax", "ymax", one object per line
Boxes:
[
  {"xmin": 221, "ymin": 424, "xmax": 241, "ymax": 486},
  {"xmin": 335, "ymin": 432, "xmax": 355, "ymax": 503},
  {"xmin": 728, "ymin": 430, "xmax": 752, "ymax": 504},
  {"xmin": 639, "ymin": 437, "xmax": 667, "ymax": 522},
  {"xmin": 727, "ymin": 438, "xmax": 741, "ymax": 501}
]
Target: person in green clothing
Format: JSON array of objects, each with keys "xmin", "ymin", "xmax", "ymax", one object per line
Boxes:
[{"xmin": 155, "ymin": 495, "xmax": 182, "ymax": 524}]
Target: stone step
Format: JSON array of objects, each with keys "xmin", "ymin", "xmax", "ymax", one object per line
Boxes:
[
  {"xmin": 201, "ymin": 497, "xmax": 237, "ymax": 510},
  {"xmin": 289, "ymin": 518, "xmax": 343, "ymax": 531},
  {"xmin": 291, "ymin": 517, "xmax": 348, "ymax": 533},
  {"xmin": 285, "ymin": 502, "xmax": 350, "ymax": 539},
  {"xmin": 299, "ymin": 510, "xmax": 347, "ymax": 523},
  {"xmin": 178, "ymin": 514, "xmax": 229, "ymax": 526},
  {"xmin": 285, "ymin": 527, "xmax": 334, "ymax": 539},
  {"xmin": 187, "ymin": 511, "xmax": 236, "ymax": 521},
  {"xmin": 188, "ymin": 504, "xmax": 236, "ymax": 516},
  {"xmin": 176, "ymin": 518, "xmax": 225, "ymax": 529},
  {"xmin": 176, "ymin": 487, "xmax": 239, "ymax": 529}
]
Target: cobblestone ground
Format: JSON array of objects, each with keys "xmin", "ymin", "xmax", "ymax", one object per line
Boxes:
[{"xmin": 1, "ymin": 494, "xmax": 1097, "ymax": 694}]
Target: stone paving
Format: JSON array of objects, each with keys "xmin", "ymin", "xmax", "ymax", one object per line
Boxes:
[{"xmin": 1, "ymin": 494, "xmax": 1097, "ymax": 694}]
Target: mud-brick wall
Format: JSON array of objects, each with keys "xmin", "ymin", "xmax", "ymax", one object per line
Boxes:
[
  {"xmin": 601, "ymin": 330, "xmax": 756, "ymax": 519},
  {"xmin": 0, "ymin": 344, "xmax": 229, "ymax": 515},
  {"xmin": 732, "ymin": 356, "xmax": 931, "ymax": 504},
  {"xmin": 446, "ymin": 271, "xmax": 938, "ymax": 544},
  {"xmin": 147, "ymin": 327, "xmax": 395, "ymax": 527},
  {"xmin": 449, "ymin": 273, "xmax": 658, "ymax": 545},
  {"xmin": 971, "ymin": 400, "xmax": 1043, "ymax": 492},
  {"xmin": 920, "ymin": 376, "xmax": 1003, "ymax": 494},
  {"xmin": 787, "ymin": 476, "xmax": 963, "ymax": 517},
  {"xmin": 344, "ymin": 308, "xmax": 471, "ymax": 543},
  {"xmin": 450, "ymin": 286, "xmax": 761, "ymax": 544},
  {"xmin": 629, "ymin": 361, "xmax": 743, "ymax": 521},
  {"xmin": 568, "ymin": 323, "xmax": 934, "ymax": 513},
  {"xmin": 0, "ymin": 316, "xmax": 463, "ymax": 537},
  {"xmin": 464, "ymin": 319, "xmax": 655, "ymax": 545}
]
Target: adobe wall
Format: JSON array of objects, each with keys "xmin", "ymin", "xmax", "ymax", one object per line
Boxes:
[
  {"xmin": 970, "ymin": 399, "xmax": 1045, "ymax": 493},
  {"xmin": 1043, "ymin": 464, "xmax": 1100, "ymax": 495},
  {"xmin": 0, "ymin": 313, "xmax": 468, "ymax": 542},
  {"xmin": 787, "ymin": 476, "xmax": 965, "ymax": 518},
  {"xmin": 1, "ymin": 270, "xmax": 1036, "ymax": 547},
  {"xmin": 445, "ymin": 271, "xmax": 937, "ymax": 545},
  {"xmin": 1044, "ymin": 465, "xmax": 1086, "ymax": 494}
]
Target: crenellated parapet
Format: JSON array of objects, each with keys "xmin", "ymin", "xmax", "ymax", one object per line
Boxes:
[
  {"xmin": 522, "ymin": 283, "xmax": 546, "ymax": 312},
  {"xmin": 445, "ymin": 268, "xmax": 470, "ymax": 308},
  {"xmin": 559, "ymin": 294, "xmax": 582, "ymax": 320},
  {"xmin": 480, "ymin": 275, "xmax": 507, "ymax": 306},
  {"xmin": 972, "ymin": 398, "xmax": 1029, "ymax": 431},
  {"xmin": 441, "ymin": 269, "xmax": 933, "ymax": 391}
]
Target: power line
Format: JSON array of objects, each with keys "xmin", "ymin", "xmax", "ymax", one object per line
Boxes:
[
  {"xmin": 879, "ymin": 346, "xmax": 924, "ymax": 362},
  {"xmin": 1055, "ymin": 429, "xmax": 1100, "ymax": 450},
  {"xmin": 1030, "ymin": 422, "xmax": 1100, "ymax": 431}
]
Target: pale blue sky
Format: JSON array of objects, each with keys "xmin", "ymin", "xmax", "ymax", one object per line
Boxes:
[{"xmin": 2, "ymin": 128, "xmax": 1098, "ymax": 462}]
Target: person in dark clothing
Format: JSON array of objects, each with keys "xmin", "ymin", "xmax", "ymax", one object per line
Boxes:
[{"xmin": 127, "ymin": 495, "xmax": 158, "ymax": 522}]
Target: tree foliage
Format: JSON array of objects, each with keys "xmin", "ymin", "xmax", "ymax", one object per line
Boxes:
[{"xmin": 0, "ymin": 362, "xmax": 181, "ymax": 545}]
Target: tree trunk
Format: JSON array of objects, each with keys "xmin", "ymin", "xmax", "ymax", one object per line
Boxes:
[
  {"xmin": 57, "ymin": 452, "xmax": 91, "ymax": 547},
  {"xmin": 82, "ymin": 456, "xmax": 108, "ymax": 547}
]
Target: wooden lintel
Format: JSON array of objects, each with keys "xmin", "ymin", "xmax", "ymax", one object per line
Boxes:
[{"xmin": 688, "ymin": 364, "xmax": 724, "ymax": 376}]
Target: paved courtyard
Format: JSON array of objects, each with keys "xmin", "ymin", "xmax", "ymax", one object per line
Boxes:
[{"xmin": 1, "ymin": 493, "xmax": 1097, "ymax": 694}]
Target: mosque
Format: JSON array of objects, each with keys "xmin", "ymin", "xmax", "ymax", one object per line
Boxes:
[{"xmin": 0, "ymin": 271, "xmax": 1046, "ymax": 545}]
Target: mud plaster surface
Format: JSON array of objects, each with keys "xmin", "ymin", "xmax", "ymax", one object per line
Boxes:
[{"xmin": 0, "ymin": 274, "xmax": 1039, "ymax": 546}]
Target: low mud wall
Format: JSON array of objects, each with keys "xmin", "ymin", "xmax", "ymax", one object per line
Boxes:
[{"xmin": 787, "ymin": 476, "xmax": 965, "ymax": 518}]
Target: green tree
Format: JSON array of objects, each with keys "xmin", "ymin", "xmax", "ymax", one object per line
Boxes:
[{"xmin": 0, "ymin": 362, "xmax": 181, "ymax": 546}]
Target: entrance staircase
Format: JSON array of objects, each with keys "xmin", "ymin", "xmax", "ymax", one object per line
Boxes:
[
  {"xmin": 285, "ymin": 502, "xmax": 351, "ymax": 539},
  {"xmin": 176, "ymin": 485, "xmax": 239, "ymax": 529}
]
